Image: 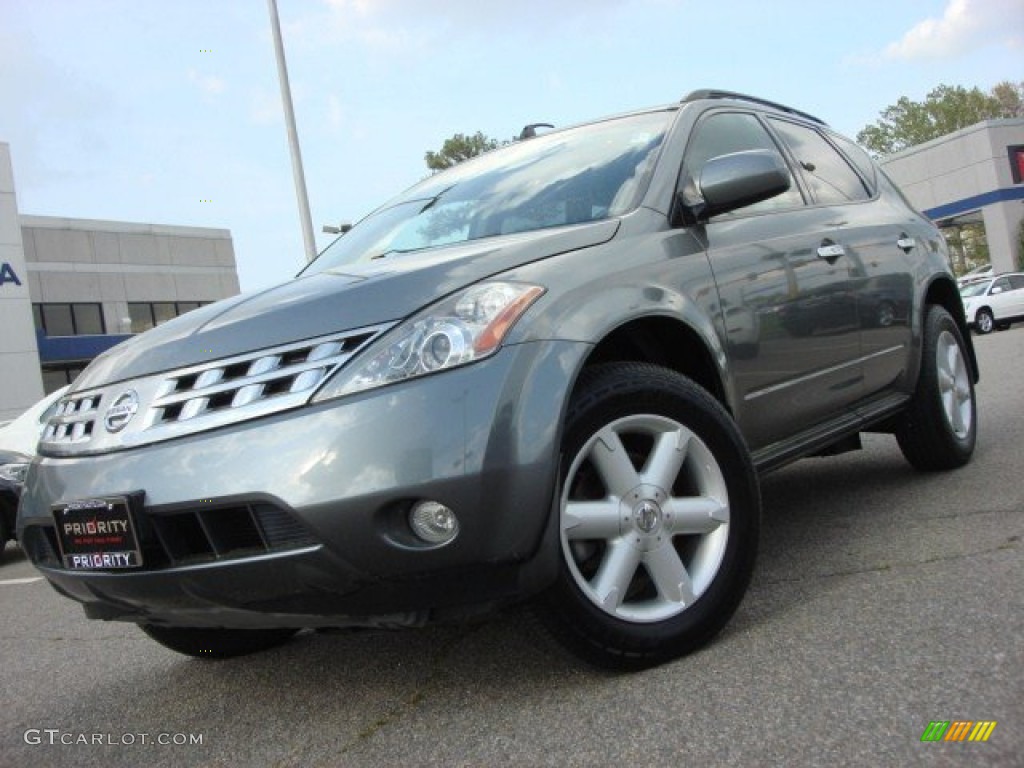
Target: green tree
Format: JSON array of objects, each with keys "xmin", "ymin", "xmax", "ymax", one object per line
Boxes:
[
  {"xmin": 424, "ymin": 131, "xmax": 504, "ymax": 171},
  {"xmin": 857, "ymin": 82, "xmax": 1024, "ymax": 156},
  {"xmin": 992, "ymin": 80, "xmax": 1024, "ymax": 118},
  {"xmin": 1017, "ymin": 217, "xmax": 1024, "ymax": 271}
]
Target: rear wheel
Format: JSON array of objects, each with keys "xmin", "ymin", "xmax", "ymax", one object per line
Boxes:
[
  {"xmin": 974, "ymin": 308, "xmax": 994, "ymax": 334},
  {"xmin": 538, "ymin": 363, "xmax": 760, "ymax": 670},
  {"xmin": 0, "ymin": 512, "xmax": 9, "ymax": 563},
  {"xmin": 140, "ymin": 625, "xmax": 298, "ymax": 658},
  {"xmin": 896, "ymin": 305, "xmax": 977, "ymax": 471}
]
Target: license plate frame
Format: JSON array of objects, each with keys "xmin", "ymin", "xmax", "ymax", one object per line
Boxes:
[{"xmin": 52, "ymin": 496, "xmax": 143, "ymax": 570}]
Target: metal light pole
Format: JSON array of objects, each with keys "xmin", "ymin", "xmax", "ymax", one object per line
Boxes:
[{"xmin": 267, "ymin": 0, "xmax": 317, "ymax": 263}]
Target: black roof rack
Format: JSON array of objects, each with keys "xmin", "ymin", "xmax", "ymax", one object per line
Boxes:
[{"xmin": 682, "ymin": 89, "xmax": 826, "ymax": 126}]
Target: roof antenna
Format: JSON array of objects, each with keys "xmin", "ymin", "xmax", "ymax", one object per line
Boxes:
[{"xmin": 519, "ymin": 123, "xmax": 554, "ymax": 140}]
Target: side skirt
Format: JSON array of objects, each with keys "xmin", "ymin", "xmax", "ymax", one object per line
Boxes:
[{"xmin": 751, "ymin": 393, "xmax": 910, "ymax": 474}]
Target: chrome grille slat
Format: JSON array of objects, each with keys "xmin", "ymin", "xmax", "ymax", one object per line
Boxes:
[
  {"xmin": 39, "ymin": 323, "xmax": 393, "ymax": 456},
  {"xmin": 150, "ymin": 357, "xmax": 347, "ymax": 409}
]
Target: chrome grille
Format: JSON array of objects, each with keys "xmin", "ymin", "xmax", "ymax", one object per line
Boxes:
[
  {"xmin": 40, "ymin": 324, "xmax": 391, "ymax": 456},
  {"xmin": 45, "ymin": 393, "xmax": 102, "ymax": 444}
]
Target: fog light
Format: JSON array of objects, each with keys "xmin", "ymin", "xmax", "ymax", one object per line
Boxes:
[{"xmin": 409, "ymin": 501, "xmax": 459, "ymax": 545}]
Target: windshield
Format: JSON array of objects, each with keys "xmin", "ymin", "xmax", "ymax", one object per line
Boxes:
[
  {"xmin": 302, "ymin": 110, "xmax": 672, "ymax": 275},
  {"xmin": 960, "ymin": 280, "xmax": 992, "ymax": 298}
]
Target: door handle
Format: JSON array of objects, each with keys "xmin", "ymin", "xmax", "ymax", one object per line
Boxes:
[
  {"xmin": 817, "ymin": 243, "xmax": 845, "ymax": 261},
  {"xmin": 897, "ymin": 236, "xmax": 916, "ymax": 253}
]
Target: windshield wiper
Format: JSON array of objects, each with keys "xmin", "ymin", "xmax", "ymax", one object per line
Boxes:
[{"xmin": 418, "ymin": 184, "xmax": 456, "ymax": 215}]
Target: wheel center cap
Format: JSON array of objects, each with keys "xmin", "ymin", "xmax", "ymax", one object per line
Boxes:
[{"xmin": 634, "ymin": 500, "xmax": 662, "ymax": 534}]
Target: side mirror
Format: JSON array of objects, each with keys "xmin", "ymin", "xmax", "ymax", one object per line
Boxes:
[
  {"xmin": 679, "ymin": 149, "xmax": 791, "ymax": 222},
  {"xmin": 991, "ymin": 286, "xmax": 1004, "ymax": 295}
]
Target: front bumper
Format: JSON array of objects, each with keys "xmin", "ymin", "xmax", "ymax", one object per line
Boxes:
[{"xmin": 18, "ymin": 340, "xmax": 588, "ymax": 628}]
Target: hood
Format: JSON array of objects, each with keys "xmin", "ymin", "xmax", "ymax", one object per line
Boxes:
[{"xmin": 74, "ymin": 220, "xmax": 618, "ymax": 390}]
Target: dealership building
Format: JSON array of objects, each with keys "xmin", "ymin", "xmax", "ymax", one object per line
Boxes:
[
  {"xmin": 1, "ymin": 142, "xmax": 240, "ymax": 423},
  {"xmin": 880, "ymin": 118, "xmax": 1024, "ymax": 273}
]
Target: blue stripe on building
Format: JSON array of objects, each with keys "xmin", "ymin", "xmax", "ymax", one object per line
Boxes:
[
  {"xmin": 923, "ymin": 186, "xmax": 1024, "ymax": 221},
  {"xmin": 36, "ymin": 332, "xmax": 133, "ymax": 364}
]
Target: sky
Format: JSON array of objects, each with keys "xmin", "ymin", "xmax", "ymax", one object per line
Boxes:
[{"xmin": 1, "ymin": 0, "xmax": 1022, "ymax": 293}]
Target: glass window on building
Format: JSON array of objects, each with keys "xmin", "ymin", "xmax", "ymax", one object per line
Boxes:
[
  {"xmin": 153, "ymin": 302, "xmax": 178, "ymax": 326},
  {"xmin": 41, "ymin": 364, "xmax": 85, "ymax": 394},
  {"xmin": 128, "ymin": 303, "xmax": 155, "ymax": 333},
  {"xmin": 34, "ymin": 303, "xmax": 106, "ymax": 336},
  {"xmin": 41, "ymin": 304, "xmax": 75, "ymax": 336},
  {"xmin": 127, "ymin": 301, "xmax": 209, "ymax": 333},
  {"xmin": 72, "ymin": 303, "xmax": 105, "ymax": 335}
]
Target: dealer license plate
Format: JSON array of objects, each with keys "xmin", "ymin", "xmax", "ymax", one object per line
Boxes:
[{"xmin": 52, "ymin": 497, "xmax": 143, "ymax": 570}]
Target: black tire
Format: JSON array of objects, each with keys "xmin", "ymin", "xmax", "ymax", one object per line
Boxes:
[
  {"xmin": 538, "ymin": 363, "xmax": 760, "ymax": 670},
  {"xmin": 974, "ymin": 308, "xmax": 994, "ymax": 334},
  {"xmin": 876, "ymin": 300, "xmax": 896, "ymax": 328},
  {"xmin": 140, "ymin": 625, "xmax": 298, "ymax": 659},
  {"xmin": 0, "ymin": 514, "xmax": 9, "ymax": 564},
  {"xmin": 896, "ymin": 306, "xmax": 977, "ymax": 471},
  {"xmin": 0, "ymin": 499, "xmax": 14, "ymax": 564}
]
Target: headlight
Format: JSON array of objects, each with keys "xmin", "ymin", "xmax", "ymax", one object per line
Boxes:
[
  {"xmin": 0, "ymin": 463, "xmax": 29, "ymax": 485},
  {"xmin": 313, "ymin": 281, "xmax": 545, "ymax": 401}
]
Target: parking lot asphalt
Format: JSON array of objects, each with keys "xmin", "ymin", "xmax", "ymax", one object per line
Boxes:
[{"xmin": 1, "ymin": 327, "xmax": 1021, "ymax": 768}]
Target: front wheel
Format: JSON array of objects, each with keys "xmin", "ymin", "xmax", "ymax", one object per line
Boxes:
[
  {"xmin": 538, "ymin": 363, "xmax": 760, "ymax": 670},
  {"xmin": 896, "ymin": 305, "xmax": 977, "ymax": 471},
  {"xmin": 140, "ymin": 625, "xmax": 298, "ymax": 658},
  {"xmin": 975, "ymin": 308, "xmax": 994, "ymax": 334}
]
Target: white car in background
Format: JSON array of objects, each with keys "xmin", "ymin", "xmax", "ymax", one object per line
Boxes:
[
  {"xmin": 956, "ymin": 263, "xmax": 993, "ymax": 288},
  {"xmin": 0, "ymin": 386, "xmax": 68, "ymax": 456},
  {"xmin": 0, "ymin": 387, "xmax": 67, "ymax": 560},
  {"xmin": 960, "ymin": 273, "xmax": 1024, "ymax": 334}
]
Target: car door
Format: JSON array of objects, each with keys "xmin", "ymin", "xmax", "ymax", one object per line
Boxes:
[
  {"xmin": 680, "ymin": 110, "xmax": 863, "ymax": 450},
  {"xmin": 765, "ymin": 118, "xmax": 916, "ymax": 403},
  {"xmin": 988, "ymin": 276, "xmax": 1013, "ymax": 320},
  {"xmin": 1002, "ymin": 274, "xmax": 1024, "ymax": 318}
]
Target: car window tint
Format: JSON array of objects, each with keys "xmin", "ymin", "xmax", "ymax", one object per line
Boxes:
[
  {"xmin": 768, "ymin": 118, "xmax": 870, "ymax": 204},
  {"xmin": 684, "ymin": 112, "xmax": 804, "ymax": 213},
  {"xmin": 1007, "ymin": 275, "xmax": 1024, "ymax": 290},
  {"xmin": 992, "ymin": 277, "xmax": 1011, "ymax": 292}
]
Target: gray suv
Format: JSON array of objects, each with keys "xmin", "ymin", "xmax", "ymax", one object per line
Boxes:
[{"xmin": 18, "ymin": 91, "xmax": 978, "ymax": 669}]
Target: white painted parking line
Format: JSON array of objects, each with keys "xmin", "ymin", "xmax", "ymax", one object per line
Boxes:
[{"xmin": 0, "ymin": 577, "xmax": 43, "ymax": 586}]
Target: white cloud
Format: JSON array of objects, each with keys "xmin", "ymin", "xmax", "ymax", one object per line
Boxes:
[
  {"xmin": 309, "ymin": 0, "xmax": 628, "ymax": 51},
  {"xmin": 326, "ymin": 94, "xmax": 344, "ymax": 130},
  {"xmin": 882, "ymin": 0, "xmax": 1024, "ymax": 60},
  {"xmin": 249, "ymin": 88, "xmax": 282, "ymax": 125},
  {"xmin": 188, "ymin": 69, "xmax": 227, "ymax": 101}
]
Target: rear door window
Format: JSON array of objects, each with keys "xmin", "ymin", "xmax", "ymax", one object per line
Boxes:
[{"xmin": 768, "ymin": 118, "xmax": 871, "ymax": 204}]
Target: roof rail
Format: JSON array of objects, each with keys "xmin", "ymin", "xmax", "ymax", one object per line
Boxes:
[{"xmin": 681, "ymin": 89, "xmax": 826, "ymax": 126}]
